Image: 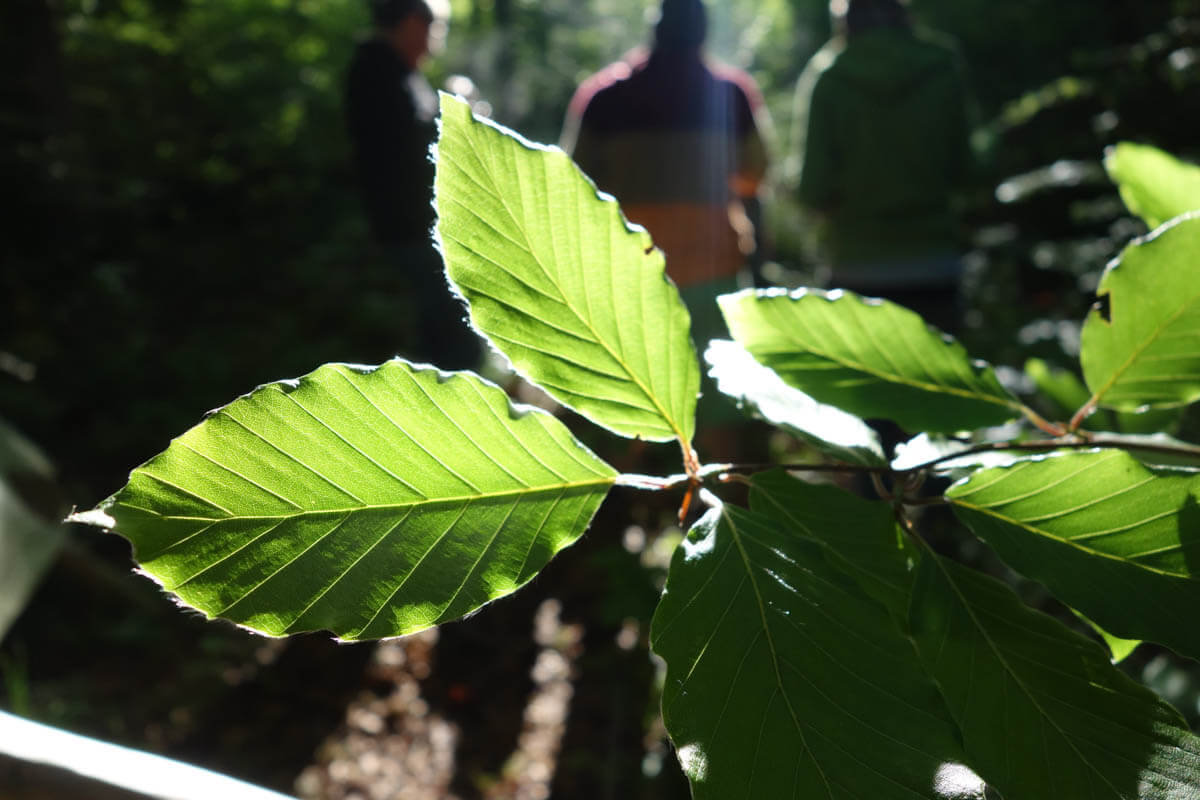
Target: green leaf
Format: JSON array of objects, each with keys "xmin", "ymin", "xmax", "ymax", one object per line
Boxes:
[
  {"xmin": 0, "ymin": 418, "xmax": 56, "ymax": 478},
  {"xmin": 72, "ymin": 360, "xmax": 617, "ymax": 640},
  {"xmin": 1071, "ymin": 608, "xmax": 1141, "ymax": 664},
  {"xmin": 651, "ymin": 498, "xmax": 982, "ymax": 799},
  {"xmin": 910, "ymin": 556, "xmax": 1200, "ymax": 798},
  {"xmin": 947, "ymin": 449, "xmax": 1200, "ymax": 660},
  {"xmin": 1105, "ymin": 142, "xmax": 1200, "ymax": 230},
  {"xmin": 0, "ymin": 420, "xmax": 65, "ymax": 642},
  {"xmin": 435, "ymin": 93, "xmax": 699, "ymax": 446},
  {"xmin": 1, "ymin": 482, "xmax": 65, "ymax": 642},
  {"xmin": 748, "ymin": 470, "xmax": 913, "ymax": 613},
  {"xmin": 719, "ymin": 288, "xmax": 1022, "ymax": 434},
  {"xmin": 705, "ymin": 340, "xmax": 885, "ymax": 467},
  {"xmin": 1080, "ymin": 214, "xmax": 1200, "ymax": 412}
]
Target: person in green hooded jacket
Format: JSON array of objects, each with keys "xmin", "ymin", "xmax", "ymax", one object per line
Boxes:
[{"xmin": 793, "ymin": 0, "xmax": 973, "ymax": 331}]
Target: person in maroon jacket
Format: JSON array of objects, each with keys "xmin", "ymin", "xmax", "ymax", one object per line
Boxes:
[
  {"xmin": 562, "ymin": 0, "xmax": 771, "ymax": 452},
  {"xmin": 562, "ymin": 0, "xmax": 769, "ymax": 302}
]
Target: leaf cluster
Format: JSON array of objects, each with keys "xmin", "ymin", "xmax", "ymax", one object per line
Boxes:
[{"xmin": 75, "ymin": 97, "xmax": 1200, "ymax": 797}]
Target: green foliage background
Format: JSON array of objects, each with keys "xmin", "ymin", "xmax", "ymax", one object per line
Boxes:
[
  {"xmin": 6, "ymin": 0, "xmax": 1200, "ymax": 491},
  {"xmin": 6, "ymin": 0, "xmax": 1200, "ymax": 494}
]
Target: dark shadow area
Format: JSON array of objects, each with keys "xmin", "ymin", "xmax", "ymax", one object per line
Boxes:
[
  {"xmin": 1, "ymin": 754, "xmax": 156, "ymax": 800},
  {"xmin": 1182, "ymin": 494, "xmax": 1200, "ymax": 579},
  {"xmin": 420, "ymin": 579, "xmax": 543, "ymax": 797}
]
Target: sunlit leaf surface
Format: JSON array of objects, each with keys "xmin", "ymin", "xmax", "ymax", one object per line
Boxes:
[
  {"xmin": 1080, "ymin": 214, "xmax": 1200, "ymax": 412},
  {"xmin": 651, "ymin": 498, "xmax": 981, "ymax": 799},
  {"xmin": 705, "ymin": 339, "xmax": 884, "ymax": 467},
  {"xmin": 1105, "ymin": 142, "xmax": 1200, "ymax": 230},
  {"xmin": 435, "ymin": 93, "xmax": 699, "ymax": 445},
  {"xmin": 911, "ymin": 556, "xmax": 1200, "ymax": 798},
  {"xmin": 76, "ymin": 360, "xmax": 616, "ymax": 640},
  {"xmin": 719, "ymin": 288, "xmax": 1021, "ymax": 433},
  {"xmin": 947, "ymin": 449, "xmax": 1200, "ymax": 660},
  {"xmin": 748, "ymin": 470, "xmax": 912, "ymax": 613}
]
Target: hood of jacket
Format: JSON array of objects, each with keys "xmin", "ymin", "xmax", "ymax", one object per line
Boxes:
[{"xmin": 824, "ymin": 28, "xmax": 956, "ymax": 97}]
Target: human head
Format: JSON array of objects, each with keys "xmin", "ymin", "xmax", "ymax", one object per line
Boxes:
[
  {"xmin": 831, "ymin": 0, "xmax": 910, "ymax": 37},
  {"xmin": 654, "ymin": 0, "xmax": 707, "ymax": 50},
  {"xmin": 371, "ymin": 0, "xmax": 435, "ymax": 68}
]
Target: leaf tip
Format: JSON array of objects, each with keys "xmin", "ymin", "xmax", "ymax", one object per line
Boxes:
[{"xmin": 66, "ymin": 507, "xmax": 116, "ymax": 529}]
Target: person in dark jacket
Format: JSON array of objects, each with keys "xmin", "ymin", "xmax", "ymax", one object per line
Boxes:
[
  {"xmin": 345, "ymin": 0, "xmax": 480, "ymax": 369},
  {"xmin": 346, "ymin": 0, "xmax": 437, "ymax": 246},
  {"xmin": 793, "ymin": 0, "xmax": 973, "ymax": 331}
]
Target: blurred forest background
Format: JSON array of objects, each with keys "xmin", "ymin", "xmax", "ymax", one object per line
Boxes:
[{"xmin": 3, "ymin": 0, "xmax": 1200, "ymax": 797}]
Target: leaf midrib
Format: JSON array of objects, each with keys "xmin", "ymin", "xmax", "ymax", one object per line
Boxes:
[
  {"xmin": 764, "ymin": 344, "xmax": 1020, "ymax": 411},
  {"xmin": 949, "ymin": 497, "xmax": 1189, "ymax": 581},
  {"xmin": 930, "ymin": 557, "xmax": 1125, "ymax": 797},
  {"xmin": 723, "ymin": 505, "xmax": 834, "ymax": 798},
  {"xmin": 777, "ymin": 296, "xmax": 1017, "ymax": 410},
  {"xmin": 127, "ymin": 476, "xmax": 618, "ymax": 526},
  {"xmin": 750, "ymin": 300, "xmax": 1020, "ymax": 413}
]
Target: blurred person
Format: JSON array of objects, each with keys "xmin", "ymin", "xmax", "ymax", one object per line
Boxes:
[
  {"xmin": 345, "ymin": 0, "xmax": 479, "ymax": 369},
  {"xmin": 347, "ymin": 0, "xmax": 437, "ymax": 246},
  {"xmin": 561, "ymin": 0, "xmax": 770, "ymax": 328},
  {"xmin": 561, "ymin": 0, "xmax": 771, "ymax": 462},
  {"xmin": 793, "ymin": 0, "xmax": 973, "ymax": 332}
]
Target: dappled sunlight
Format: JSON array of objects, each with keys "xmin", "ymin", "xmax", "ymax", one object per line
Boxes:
[
  {"xmin": 933, "ymin": 761, "xmax": 987, "ymax": 799},
  {"xmin": 674, "ymin": 742, "xmax": 709, "ymax": 783}
]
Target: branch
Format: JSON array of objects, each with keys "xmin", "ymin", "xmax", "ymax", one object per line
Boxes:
[
  {"xmin": 717, "ymin": 460, "xmax": 892, "ymax": 476},
  {"xmin": 617, "ymin": 436, "xmax": 1200, "ymax": 494},
  {"xmin": 614, "ymin": 472, "xmax": 691, "ymax": 490},
  {"xmin": 615, "ymin": 462, "xmax": 731, "ymax": 490},
  {"xmin": 1021, "ymin": 404, "xmax": 1068, "ymax": 437},
  {"xmin": 1068, "ymin": 396, "xmax": 1100, "ymax": 433}
]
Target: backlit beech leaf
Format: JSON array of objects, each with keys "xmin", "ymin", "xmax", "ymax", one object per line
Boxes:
[
  {"xmin": 71, "ymin": 360, "xmax": 616, "ymax": 640},
  {"xmin": 1105, "ymin": 142, "xmax": 1200, "ymax": 230},
  {"xmin": 911, "ymin": 556, "xmax": 1200, "ymax": 798},
  {"xmin": 1080, "ymin": 213, "xmax": 1200, "ymax": 412},
  {"xmin": 651, "ymin": 498, "xmax": 982, "ymax": 799},
  {"xmin": 705, "ymin": 339, "xmax": 884, "ymax": 467},
  {"xmin": 719, "ymin": 288, "xmax": 1022, "ymax": 433},
  {"xmin": 435, "ymin": 93, "xmax": 699, "ymax": 446},
  {"xmin": 947, "ymin": 449, "xmax": 1200, "ymax": 660}
]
